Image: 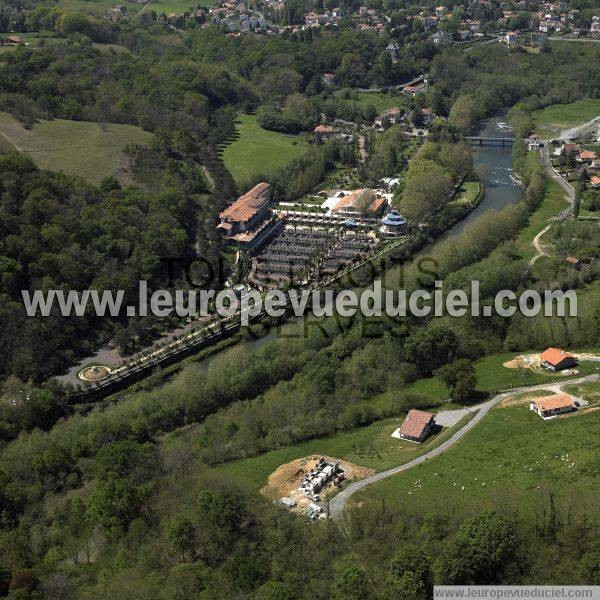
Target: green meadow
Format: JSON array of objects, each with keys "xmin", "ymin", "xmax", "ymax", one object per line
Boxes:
[
  {"xmin": 515, "ymin": 179, "xmax": 569, "ymax": 260},
  {"xmin": 352, "ymin": 402, "xmax": 600, "ymax": 517},
  {"xmin": 191, "ymin": 412, "xmax": 471, "ymax": 494},
  {"xmin": 56, "ymin": 0, "xmax": 213, "ymax": 17},
  {"xmin": 0, "ymin": 111, "xmax": 152, "ymax": 183},
  {"xmin": 220, "ymin": 114, "xmax": 310, "ymax": 185},
  {"xmin": 532, "ymin": 98, "xmax": 600, "ymax": 137}
]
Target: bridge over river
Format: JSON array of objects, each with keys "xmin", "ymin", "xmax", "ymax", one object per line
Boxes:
[{"xmin": 466, "ymin": 136, "xmax": 516, "ymax": 146}]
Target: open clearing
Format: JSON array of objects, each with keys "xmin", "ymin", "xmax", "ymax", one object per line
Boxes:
[
  {"xmin": 260, "ymin": 455, "xmax": 374, "ymax": 512},
  {"xmin": 220, "ymin": 114, "xmax": 310, "ymax": 185},
  {"xmin": 56, "ymin": 0, "xmax": 214, "ymax": 17},
  {"xmin": 532, "ymin": 98, "xmax": 600, "ymax": 137},
  {"xmin": 0, "ymin": 111, "xmax": 152, "ymax": 183},
  {"xmin": 206, "ymin": 411, "xmax": 473, "ymax": 495},
  {"xmin": 351, "ymin": 400, "xmax": 600, "ymax": 517},
  {"xmin": 563, "ymin": 381, "xmax": 600, "ymax": 405}
]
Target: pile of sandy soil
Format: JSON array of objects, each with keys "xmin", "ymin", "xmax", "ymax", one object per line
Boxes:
[{"xmin": 261, "ymin": 455, "xmax": 374, "ymax": 510}]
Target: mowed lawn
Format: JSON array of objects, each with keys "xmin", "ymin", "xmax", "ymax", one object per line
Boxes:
[
  {"xmin": 352, "ymin": 402, "xmax": 600, "ymax": 517},
  {"xmin": 532, "ymin": 98, "xmax": 600, "ymax": 136},
  {"xmin": 0, "ymin": 111, "xmax": 152, "ymax": 183},
  {"xmin": 221, "ymin": 114, "xmax": 310, "ymax": 184}
]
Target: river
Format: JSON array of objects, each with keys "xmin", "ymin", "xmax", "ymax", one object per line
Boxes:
[{"xmin": 445, "ymin": 113, "xmax": 523, "ymax": 237}]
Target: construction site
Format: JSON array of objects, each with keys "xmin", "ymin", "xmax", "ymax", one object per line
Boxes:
[{"xmin": 261, "ymin": 455, "xmax": 375, "ymax": 518}]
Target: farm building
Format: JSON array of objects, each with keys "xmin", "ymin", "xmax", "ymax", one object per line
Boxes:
[
  {"xmin": 540, "ymin": 348, "xmax": 578, "ymax": 371},
  {"xmin": 530, "ymin": 394, "xmax": 577, "ymax": 419},
  {"xmin": 395, "ymin": 409, "xmax": 435, "ymax": 443}
]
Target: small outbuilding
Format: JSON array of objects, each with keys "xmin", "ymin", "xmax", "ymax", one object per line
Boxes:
[
  {"xmin": 540, "ymin": 348, "xmax": 578, "ymax": 371},
  {"xmin": 530, "ymin": 394, "xmax": 576, "ymax": 419}
]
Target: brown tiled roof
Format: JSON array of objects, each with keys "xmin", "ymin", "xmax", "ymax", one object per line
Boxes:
[
  {"xmin": 579, "ymin": 150, "xmax": 598, "ymax": 160},
  {"xmin": 384, "ymin": 106, "xmax": 403, "ymax": 117},
  {"xmin": 369, "ymin": 197, "xmax": 386, "ymax": 213},
  {"xmin": 220, "ymin": 182, "xmax": 269, "ymax": 223},
  {"xmin": 540, "ymin": 347, "xmax": 575, "ymax": 366},
  {"xmin": 591, "ymin": 176, "xmax": 600, "ymax": 186},
  {"xmin": 532, "ymin": 394, "xmax": 575, "ymax": 411},
  {"xmin": 332, "ymin": 189, "xmax": 385, "ymax": 213},
  {"xmin": 314, "ymin": 124, "xmax": 335, "ymax": 133},
  {"xmin": 399, "ymin": 409, "xmax": 434, "ymax": 439}
]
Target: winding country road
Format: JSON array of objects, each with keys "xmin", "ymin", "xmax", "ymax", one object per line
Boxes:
[
  {"xmin": 529, "ymin": 138, "xmax": 578, "ymax": 265},
  {"xmin": 328, "ymin": 374, "xmax": 599, "ymax": 519}
]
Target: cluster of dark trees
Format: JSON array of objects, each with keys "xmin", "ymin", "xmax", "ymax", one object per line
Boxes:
[
  {"xmin": 0, "ymin": 150, "xmax": 211, "ymax": 383},
  {"xmin": 434, "ymin": 42, "xmax": 600, "ymax": 133},
  {"xmin": 396, "ymin": 138, "xmax": 472, "ymax": 222}
]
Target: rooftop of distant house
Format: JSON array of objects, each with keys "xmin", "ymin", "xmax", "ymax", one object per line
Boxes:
[
  {"xmin": 399, "ymin": 409, "xmax": 434, "ymax": 439},
  {"xmin": 540, "ymin": 347, "xmax": 575, "ymax": 366},
  {"xmin": 531, "ymin": 394, "xmax": 575, "ymax": 412}
]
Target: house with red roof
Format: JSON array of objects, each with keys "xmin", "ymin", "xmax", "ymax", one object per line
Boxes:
[
  {"xmin": 395, "ymin": 409, "xmax": 435, "ymax": 442},
  {"xmin": 540, "ymin": 348, "xmax": 578, "ymax": 371},
  {"xmin": 530, "ymin": 394, "xmax": 577, "ymax": 419}
]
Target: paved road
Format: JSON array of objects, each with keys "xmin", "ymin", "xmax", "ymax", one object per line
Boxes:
[
  {"xmin": 328, "ymin": 374, "xmax": 599, "ymax": 519},
  {"xmin": 559, "ymin": 115, "xmax": 600, "ymax": 141},
  {"xmin": 541, "ymin": 144, "xmax": 575, "ymax": 220},
  {"xmin": 528, "ymin": 117, "xmax": 600, "ymax": 266}
]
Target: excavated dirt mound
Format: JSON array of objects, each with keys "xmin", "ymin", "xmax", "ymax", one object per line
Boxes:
[{"xmin": 261, "ymin": 455, "xmax": 375, "ymax": 511}]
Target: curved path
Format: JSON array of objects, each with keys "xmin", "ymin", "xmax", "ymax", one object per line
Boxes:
[
  {"xmin": 328, "ymin": 374, "xmax": 599, "ymax": 519},
  {"xmin": 529, "ymin": 142, "xmax": 577, "ymax": 266}
]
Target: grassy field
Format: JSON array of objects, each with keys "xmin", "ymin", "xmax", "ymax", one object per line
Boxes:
[
  {"xmin": 352, "ymin": 401, "xmax": 600, "ymax": 517},
  {"xmin": 220, "ymin": 114, "xmax": 310, "ymax": 185},
  {"xmin": 564, "ymin": 380, "xmax": 600, "ymax": 404},
  {"xmin": 188, "ymin": 349, "xmax": 600, "ymax": 498},
  {"xmin": 56, "ymin": 0, "xmax": 213, "ymax": 16},
  {"xmin": 0, "ymin": 111, "xmax": 152, "ymax": 183},
  {"xmin": 203, "ymin": 412, "xmax": 471, "ymax": 494},
  {"xmin": 366, "ymin": 351, "xmax": 600, "ymax": 413},
  {"xmin": 516, "ymin": 179, "xmax": 569, "ymax": 260},
  {"xmin": 449, "ymin": 181, "xmax": 482, "ymax": 207},
  {"xmin": 532, "ymin": 98, "xmax": 600, "ymax": 137}
]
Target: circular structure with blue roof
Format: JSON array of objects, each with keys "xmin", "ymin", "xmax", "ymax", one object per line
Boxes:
[{"xmin": 381, "ymin": 210, "xmax": 407, "ymax": 237}]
